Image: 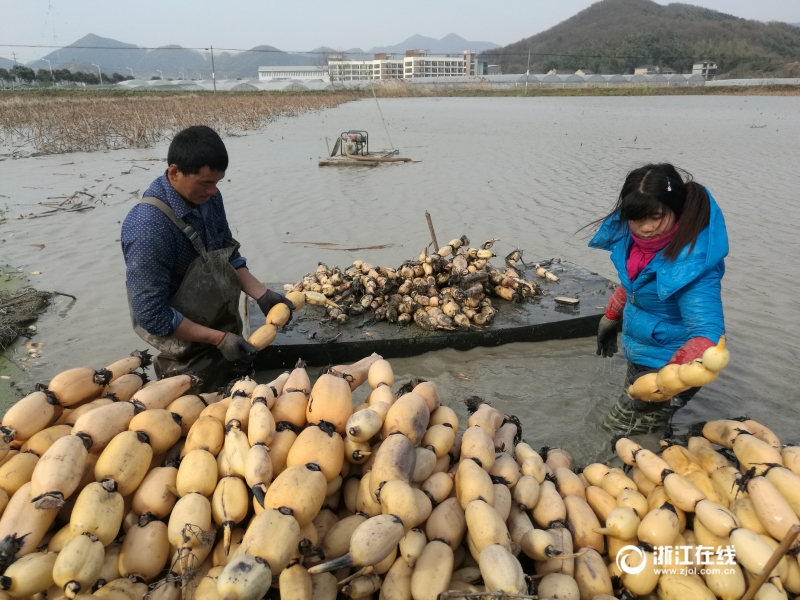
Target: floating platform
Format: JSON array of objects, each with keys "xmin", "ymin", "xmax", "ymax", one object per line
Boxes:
[
  {"xmin": 249, "ymin": 259, "xmax": 614, "ymax": 369},
  {"xmin": 318, "ymin": 149, "xmax": 420, "ymax": 167},
  {"xmin": 318, "ymin": 156, "xmax": 379, "ymax": 167}
]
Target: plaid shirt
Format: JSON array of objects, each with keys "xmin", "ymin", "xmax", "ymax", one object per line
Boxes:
[{"xmin": 121, "ymin": 173, "xmax": 246, "ymax": 337}]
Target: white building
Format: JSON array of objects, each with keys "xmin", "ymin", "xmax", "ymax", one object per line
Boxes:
[
  {"xmin": 257, "ymin": 66, "xmax": 330, "ymax": 82},
  {"xmin": 328, "ymin": 50, "xmax": 479, "ymax": 81},
  {"xmin": 634, "ymin": 65, "xmax": 677, "ymax": 76},
  {"xmin": 327, "ymin": 53, "xmax": 404, "ymax": 81},
  {"xmin": 692, "ymin": 60, "xmax": 717, "ymax": 80},
  {"xmin": 634, "ymin": 65, "xmax": 659, "ymax": 75}
]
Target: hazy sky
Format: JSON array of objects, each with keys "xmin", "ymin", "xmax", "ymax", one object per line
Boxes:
[{"xmin": 3, "ymin": 0, "xmax": 798, "ymax": 62}]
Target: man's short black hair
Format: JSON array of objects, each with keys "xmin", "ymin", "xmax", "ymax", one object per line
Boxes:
[{"xmin": 167, "ymin": 125, "xmax": 229, "ymax": 174}]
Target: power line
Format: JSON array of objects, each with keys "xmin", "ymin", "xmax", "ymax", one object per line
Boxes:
[{"xmin": 1, "ymin": 44, "xmax": 298, "ymax": 52}]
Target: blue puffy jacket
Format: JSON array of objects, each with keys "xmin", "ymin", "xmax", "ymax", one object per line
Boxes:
[{"xmin": 589, "ymin": 189, "xmax": 728, "ymax": 368}]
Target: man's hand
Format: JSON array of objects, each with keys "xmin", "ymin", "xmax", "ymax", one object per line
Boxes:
[
  {"xmin": 216, "ymin": 333, "xmax": 258, "ymax": 364},
  {"xmin": 257, "ymin": 290, "xmax": 296, "ymax": 320},
  {"xmin": 597, "ymin": 316, "xmax": 622, "ymax": 358}
]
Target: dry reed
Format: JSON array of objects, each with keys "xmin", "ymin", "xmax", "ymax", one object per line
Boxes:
[{"xmin": 0, "ymin": 92, "xmax": 358, "ymax": 155}]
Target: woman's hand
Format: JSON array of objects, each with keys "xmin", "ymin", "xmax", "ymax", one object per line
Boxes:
[
  {"xmin": 597, "ymin": 286, "xmax": 626, "ymax": 358},
  {"xmin": 597, "ymin": 316, "xmax": 622, "ymax": 358},
  {"xmin": 667, "ymin": 336, "xmax": 715, "ymax": 365}
]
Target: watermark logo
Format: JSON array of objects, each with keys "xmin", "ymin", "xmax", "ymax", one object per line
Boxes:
[
  {"xmin": 616, "ymin": 545, "xmax": 646, "ymax": 575},
  {"xmin": 616, "ymin": 545, "xmax": 737, "ymax": 576}
]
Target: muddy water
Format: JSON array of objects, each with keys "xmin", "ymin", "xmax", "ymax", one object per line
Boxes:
[{"xmin": 1, "ymin": 96, "xmax": 798, "ymax": 465}]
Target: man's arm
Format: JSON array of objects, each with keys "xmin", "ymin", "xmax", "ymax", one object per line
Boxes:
[
  {"xmin": 171, "ymin": 317, "xmax": 225, "ymax": 345},
  {"xmin": 172, "ymin": 316, "xmax": 257, "ymax": 363},
  {"xmin": 217, "ymin": 198, "xmax": 289, "ymax": 315},
  {"xmin": 238, "ymin": 267, "xmax": 297, "ymax": 317},
  {"xmin": 236, "ymin": 267, "xmax": 268, "ymax": 300},
  {"xmin": 122, "ymin": 205, "xmax": 185, "ymax": 338},
  {"xmin": 168, "ymin": 267, "xmax": 264, "ymax": 342}
]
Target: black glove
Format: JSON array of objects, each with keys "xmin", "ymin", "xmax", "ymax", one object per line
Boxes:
[
  {"xmin": 216, "ymin": 333, "xmax": 258, "ymax": 364},
  {"xmin": 257, "ymin": 289, "xmax": 296, "ymax": 324},
  {"xmin": 596, "ymin": 316, "xmax": 621, "ymax": 358}
]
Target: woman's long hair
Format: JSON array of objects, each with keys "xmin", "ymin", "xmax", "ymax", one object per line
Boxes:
[{"xmin": 590, "ymin": 163, "xmax": 710, "ymax": 260}]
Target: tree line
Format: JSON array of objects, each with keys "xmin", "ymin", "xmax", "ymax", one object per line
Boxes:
[{"xmin": 0, "ymin": 66, "xmax": 136, "ymax": 87}]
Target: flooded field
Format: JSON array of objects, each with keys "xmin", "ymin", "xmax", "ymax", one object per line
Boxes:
[{"xmin": 1, "ymin": 95, "xmax": 798, "ymax": 464}]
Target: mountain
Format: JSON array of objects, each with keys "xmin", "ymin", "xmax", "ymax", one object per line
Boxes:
[
  {"xmin": 26, "ymin": 34, "xmax": 211, "ymax": 78},
  {"xmin": 367, "ymin": 33, "xmax": 499, "ymax": 56},
  {"xmin": 791, "ymin": 23, "xmax": 800, "ymax": 28},
  {"xmin": 481, "ymin": 0, "xmax": 800, "ymax": 78},
  {"xmin": 134, "ymin": 45, "xmax": 207, "ymax": 78},
  {"xmin": 22, "ymin": 34, "xmax": 317, "ymax": 79},
  {"xmin": 310, "ymin": 47, "xmax": 365, "ymax": 54},
  {"xmin": 29, "ymin": 34, "xmax": 145, "ymax": 76},
  {"xmin": 18, "ymin": 32, "xmax": 501, "ymax": 79},
  {"xmin": 308, "ymin": 47, "xmax": 366, "ymax": 61},
  {"xmin": 0, "ymin": 56, "xmax": 16, "ymax": 70},
  {"xmin": 214, "ymin": 45, "xmax": 316, "ymax": 78}
]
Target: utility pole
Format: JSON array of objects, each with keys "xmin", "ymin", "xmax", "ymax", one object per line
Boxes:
[
  {"xmin": 10, "ymin": 53, "xmax": 18, "ymax": 88},
  {"xmin": 209, "ymin": 45, "xmax": 217, "ymax": 93},
  {"xmin": 126, "ymin": 67, "xmax": 134, "ymax": 77},
  {"xmin": 43, "ymin": 59, "xmax": 54, "ymax": 85},
  {"xmin": 525, "ymin": 49, "xmax": 531, "ymax": 96}
]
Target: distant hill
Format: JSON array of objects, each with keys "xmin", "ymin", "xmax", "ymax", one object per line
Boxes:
[
  {"xmin": 26, "ymin": 34, "xmax": 209, "ymax": 78},
  {"xmin": 134, "ymin": 45, "xmax": 207, "ymax": 78},
  {"xmin": 481, "ymin": 0, "xmax": 800, "ymax": 78},
  {"xmin": 368, "ymin": 33, "xmax": 499, "ymax": 56},
  {"xmin": 23, "ymin": 34, "xmax": 317, "ymax": 79},
  {"xmin": 29, "ymin": 34, "xmax": 146, "ymax": 76},
  {"xmin": 215, "ymin": 46, "xmax": 316, "ymax": 78},
  {"xmin": 308, "ymin": 35, "xmax": 497, "ymax": 60},
  {"xmin": 0, "ymin": 56, "xmax": 15, "ymax": 70},
  {"xmin": 308, "ymin": 47, "xmax": 366, "ymax": 61},
  {"xmin": 792, "ymin": 22, "xmax": 800, "ymax": 28},
  {"xmin": 16, "ymin": 32, "xmax": 500, "ymax": 79}
]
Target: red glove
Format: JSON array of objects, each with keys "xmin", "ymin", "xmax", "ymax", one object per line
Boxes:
[
  {"xmin": 605, "ymin": 286, "xmax": 627, "ymax": 321},
  {"xmin": 667, "ymin": 337, "xmax": 715, "ymax": 365}
]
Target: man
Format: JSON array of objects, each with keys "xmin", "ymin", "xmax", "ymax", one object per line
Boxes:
[{"xmin": 121, "ymin": 125, "xmax": 294, "ymax": 390}]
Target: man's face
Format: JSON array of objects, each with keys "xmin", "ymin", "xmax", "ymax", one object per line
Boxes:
[{"xmin": 167, "ymin": 164, "xmax": 225, "ymax": 206}]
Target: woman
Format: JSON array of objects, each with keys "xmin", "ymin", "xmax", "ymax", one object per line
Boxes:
[{"xmin": 589, "ymin": 163, "xmax": 728, "ymax": 435}]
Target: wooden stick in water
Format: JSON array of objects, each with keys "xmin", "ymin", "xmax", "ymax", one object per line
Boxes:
[{"xmin": 425, "ymin": 211, "xmax": 439, "ymax": 252}]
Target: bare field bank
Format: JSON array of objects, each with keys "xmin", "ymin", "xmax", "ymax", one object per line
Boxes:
[
  {"xmin": 371, "ymin": 83, "xmax": 800, "ymax": 97},
  {"xmin": 0, "ymin": 90, "xmax": 359, "ymax": 155},
  {"xmin": 1, "ymin": 85, "xmax": 798, "ymax": 155}
]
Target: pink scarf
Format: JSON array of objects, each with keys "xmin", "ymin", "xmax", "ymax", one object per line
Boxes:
[{"xmin": 627, "ymin": 223, "xmax": 678, "ymax": 282}]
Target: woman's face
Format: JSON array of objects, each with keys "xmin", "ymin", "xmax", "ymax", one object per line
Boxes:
[{"xmin": 628, "ymin": 208, "xmax": 676, "ymax": 240}]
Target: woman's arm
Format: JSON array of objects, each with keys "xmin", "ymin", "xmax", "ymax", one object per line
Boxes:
[
  {"xmin": 605, "ymin": 286, "xmax": 627, "ymax": 320},
  {"xmin": 668, "ymin": 268, "xmax": 725, "ymax": 364}
]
